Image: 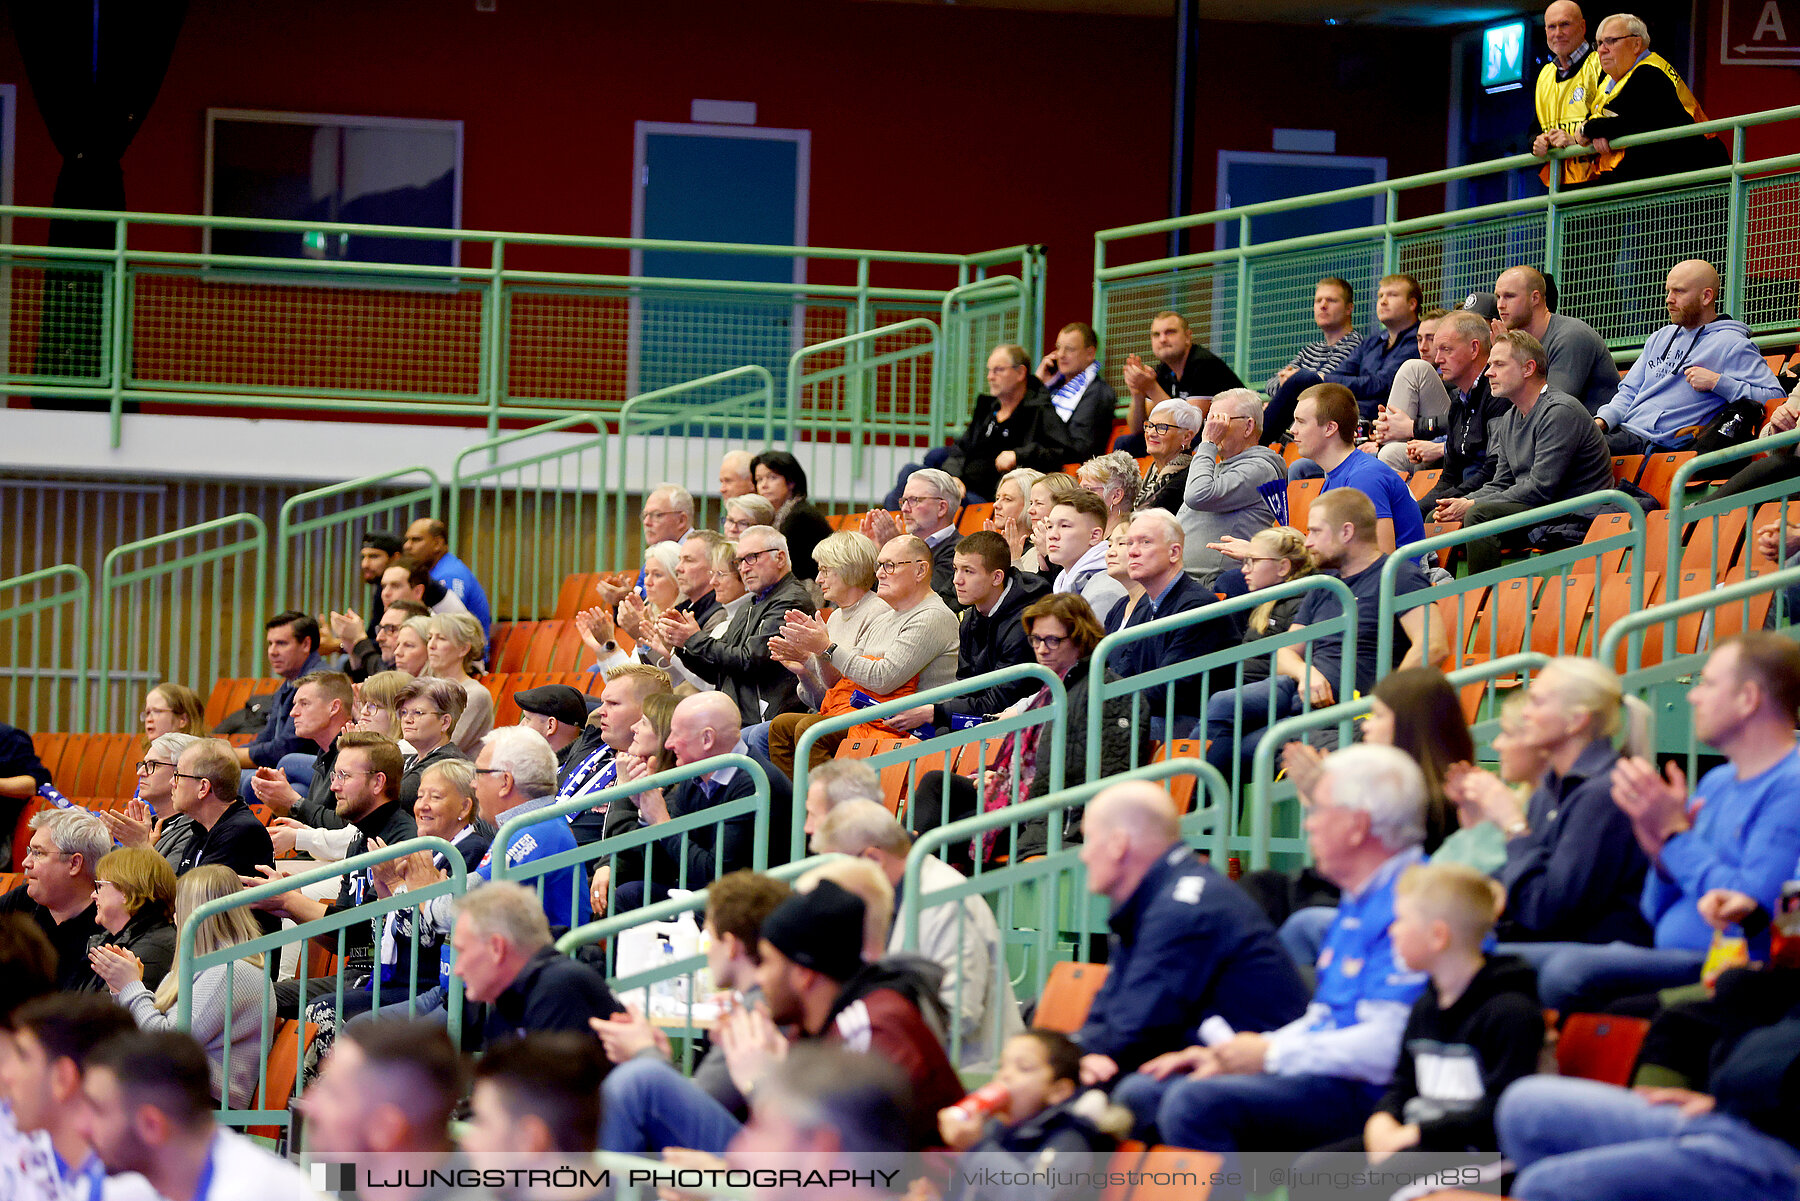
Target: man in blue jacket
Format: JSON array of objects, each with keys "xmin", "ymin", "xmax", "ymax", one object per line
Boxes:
[
  {"xmin": 1593, "ymin": 260, "xmax": 1784, "ymax": 454},
  {"xmin": 1263, "ymin": 274, "xmax": 1423, "ymax": 441},
  {"xmin": 1072, "ymin": 781, "xmax": 1309, "ymax": 1087}
]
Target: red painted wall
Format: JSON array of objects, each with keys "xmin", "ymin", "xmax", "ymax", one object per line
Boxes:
[
  {"xmin": 1693, "ymin": 0, "xmax": 1800, "ymax": 159},
  {"xmin": 0, "ymin": 0, "xmax": 1470, "ymax": 333}
]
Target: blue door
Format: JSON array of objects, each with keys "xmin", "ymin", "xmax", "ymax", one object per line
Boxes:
[{"xmin": 634, "ymin": 127, "xmax": 807, "ymax": 401}]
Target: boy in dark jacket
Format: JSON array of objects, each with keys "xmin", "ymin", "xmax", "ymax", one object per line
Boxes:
[{"xmin": 1291, "ymin": 861, "xmax": 1539, "ymax": 1200}]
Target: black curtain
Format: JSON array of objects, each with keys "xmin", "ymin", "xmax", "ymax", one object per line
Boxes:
[{"xmin": 9, "ymin": 0, "xmax": 187, "ymax": 402}]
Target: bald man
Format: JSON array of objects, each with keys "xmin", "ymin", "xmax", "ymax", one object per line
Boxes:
[
  {"xmin": 606, "ymin": 692, "xmax": 793, "ymax": 911},
  {"xmin": 1494, "ymin": 265, "xmax": 1617, "ymax": 413},
  {"xmin": 1070, "ymin": 781, "xmax": 1309, "ymax": 1087},
  {"xmin": 1531, "ymin": 2, "xmax": 1603, "ymax": 188},
  {"xmin": 1593, "ymin": 260, "xmax": 1784, "ymax": 455}
]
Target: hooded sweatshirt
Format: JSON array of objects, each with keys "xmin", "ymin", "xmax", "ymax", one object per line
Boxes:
[
  {"xmin": 819, "ymin": 957, "xmax": 965, "ymax": 1148},
  {"xmin": 1371, "ymin": 954, "xmax": 1542, "ymax": 1152},
  {"xmin": 1182, "ymin": 441, "xmax": 1287, "ymax": 579},
  {"xmin": 1594, "ymin": 316, "xmax": 1783, "ymax": 446}
]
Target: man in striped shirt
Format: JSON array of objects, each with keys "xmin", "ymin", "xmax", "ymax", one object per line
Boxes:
[{"xmin": 1266, "ymin": 276, "xmax": 1362, "ymax": 394}]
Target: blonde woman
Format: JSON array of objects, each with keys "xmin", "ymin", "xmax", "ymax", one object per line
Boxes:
[
  {"xmin": 425, "ymin": 612, "xmax": 494, "ymax": 755},
  {"xmin": 351, "ymin": 670, "xmax": 415, "ymax": 748},
  {"xmin": 141, "ymin": 682, "xmax": 207, "ymax": 741},
  {"xmin": 88, "ymin": 846, "xmax": 178, "ymax": 990},
  {"xmin": 89, "ymin": 865, "xmax": 273, "ymax": 1109},
  {"xmin": 986, "ymin": 467, "xmax": 1043, "ymax": 568},
  {"xmin": 392, "ymin": 616, "xmax": 432, "ymax": 677}
]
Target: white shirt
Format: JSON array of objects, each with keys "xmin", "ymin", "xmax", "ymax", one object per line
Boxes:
[{"xmin": 193, "ymin": 1129, "xmax": 323, "ymax": 1201}]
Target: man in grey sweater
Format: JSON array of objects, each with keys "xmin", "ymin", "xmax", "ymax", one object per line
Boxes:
[
  {"xmin": 1495, "ymin": 265, "xmax": 1619, "ymax": 413},
  {"xmin": 1434, "ymin": 331, "xmax": 1613, "ymax": 573},
  {"xmin": 1182, "ymin": 388, "xmax": 1286, "ymax": 587}
]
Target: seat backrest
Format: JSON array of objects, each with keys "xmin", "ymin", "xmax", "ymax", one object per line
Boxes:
[
  {"xmin": 1573, "ymin": 512, "xmax": 1634, "ymax": 575},
  {"xmin": 1636, "ymin": 452, "xmax": 1694, "ymax": 507},
  {"xmin": 1609, "ymin": 454, "xmax": 1645, "ymax": 485},
  {"xmin": 1135, "ymin": 1148, "xmax": 1226, "ymax": 1201},
  {"xmin": 247, "ymin": 1018, "xmax": 317, "ymax": 1142},
  {"xmin": 1556, "ymin": 1013, "xmax": 1648, "ymax": 1086},
  {"xmin": 1152, "ymin": 739, "xmax": 1206, "ymax": 814},
  {"xmin": 553, "ymin": 573, "xmax": 602, "ymax": 620},
  {"xmin": 1287, "ymin": 479, "xmax": 1324, "ymax": 534},
  {"xmin": 958, "ymin": 502, "xmax": 994, "ymax": 535},
  {"xmin": 1407, "ymin": 468, "xmax": 1442, "ymax": 501},
  {"xmin": 1602, "ymin": 571, "xmax": 1663, "ymax": 670},
  {"xmin": 494, "ymin": 621, "xmax": 537, "ymax": 672},
  {"xmin": 1032, "ymin": 961, "xmax": 1109, "ymax": 1033},
  {"xmin": 1530, "ymin": 575, "xmax": 1595, "ymax": 657}
]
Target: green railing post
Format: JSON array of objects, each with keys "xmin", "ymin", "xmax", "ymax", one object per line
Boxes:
[
  {"xmin": 274, "ymin": 466, "xmax": 442, "ymax": 614},
  {"xmin": 484, "ymin": 237, "xmax": 507, "ymax": 441},
  {"xmin": 108, "ymin": 216, "xmax": 128, "ymax": 448},
  {"xmin": 1232, "ymin": 214, "xmax": 1252, "ymax": 380},
  {"xmin": 1545, "ymin": 166, "xmax": 1564, "ymax": 282},
  {"xmin": 0, "ymin": 566, "xmax": 92, "ymax": 732},
  {"xmin": 788, "ymin": 319, "xmax": 939, "ymax": 500},
  {"xmin": 1724, "ymin": 127, "xmax": 1747, "ymax": 320},
  {"xmin": 1664, "ymin": 428, "xmax": 1800, "ymax": 587}
]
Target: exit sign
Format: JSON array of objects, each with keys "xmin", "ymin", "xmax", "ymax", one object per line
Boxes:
[{"xmin": 1720, "ymin": 0, "xmax": 1800, "ymax": 65}]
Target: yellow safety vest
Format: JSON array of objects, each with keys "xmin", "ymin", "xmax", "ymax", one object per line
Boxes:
[
  {"xmin": 1585, "ymin": 52, "xmax": 1718, "ymax": 177},
  {"xmin": 1536, "ymin": 49, "xmax": 1604, "ymax": 186}
]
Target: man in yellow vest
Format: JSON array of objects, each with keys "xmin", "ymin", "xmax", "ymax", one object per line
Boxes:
[
  {"xmin": 1576, "ymin": 13, "xmax": 1728, "ymax": 183},
  {"xmin": 1532, "ymin": 1, "xmax": 1604, "ymax": 188}
]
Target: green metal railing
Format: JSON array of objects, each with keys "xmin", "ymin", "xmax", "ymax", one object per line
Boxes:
[
  {"xmin": 786, "ymin": 318, "xmax": 940, "ymax": 504},
  {"xmin": 900, "ymin": 756, "xmax": 1230, "ymax": 1064},
  {"xmin": 176, "ymin": 837, "xmax": 468, "ymax": 1135},
  {"xmin": 0, "ymin": 566, "xmax": 90, "ymax": 732},
  {"xmin": 448, "ymin": 415, "xmax": 608, "ymax": 624},
  {"xmin": 789, "ymin": 663, "xmax": 1069, "ymax": 863},
  {"xmin": 614, "ymin": 365, "xmax": 777, "ymax": 539},
  {"xmin": 273, "ymin": 466, "xmax": 442, "ymax": 618},
  {"xmin": 940, "ymin": 276, "xmax": 1034, "ymax": 436},
  {"xmin": 0, "ymin": 202, "xmax": 1041, "ymax": 446},
  {"xmin": 1607, "ymin": 566, "xmax": 1800, "ymax": 769},
  {"xmin": 1087, "ymin": 575, "xmax": 1360, "ymax": 808},
  {"xmin": 1093, "ymin": 105, "xmax": 1800, "ymax": 393},
  {"xmin": 1664, "ymin": 430, "xmax": 1800, "ymax": 592},
  {"xmin": 1377, "ymin": 490, "xmax": 1649, "ymax": 676},
  {"xmin": 492, "ymin": 753, "xmax": 772, "ymax": 936},
  {"xmin": 95, "ymin": 514, "xmax": 268, "ymax": 730}
]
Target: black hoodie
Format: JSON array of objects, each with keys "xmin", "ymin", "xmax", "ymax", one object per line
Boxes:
[
  {"xmin": 932, "ymin": 568, "xmax": 1053, "ymax": 729},
  {"xmin": 1372, "ymin": 954, "xmax": 1542, "ymax": 1152}
]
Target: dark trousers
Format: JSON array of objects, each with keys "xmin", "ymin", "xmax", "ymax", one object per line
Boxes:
[
  {"xmin": 1461, "ymin": 498, "xmax": 1537, "ymax": 574},
  {"xmin": 1709, "ymin": 451, "xmax": 1800, "ymax": 502},
  {"xmin": 911, "ymin": 770, "xmax": 979, "ymax": 871}
]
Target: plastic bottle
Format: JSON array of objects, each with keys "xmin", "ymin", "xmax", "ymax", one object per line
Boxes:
[{"xmin": 948, "ymin": 1080, "xmax": 1010, "ymax": 1121}]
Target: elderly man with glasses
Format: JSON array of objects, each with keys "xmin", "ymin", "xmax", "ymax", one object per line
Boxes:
[
  {"xmin": 864, "ymin": 468, "xmax": 965, "ymax": 610},
  {"xmin": 661, "ymin": 524, "xmax": 817, "ymax": 724},
  {"xmin": 1183, "ymin": 389, "xmax": 1286, "ymax": 590},
  {"xmin": 0, "ymin": 807, "xmax": 108, "ymax": 989},
  {"xmin": 598, "ymin": 483, "xmax": 697, "ymax": 609}
]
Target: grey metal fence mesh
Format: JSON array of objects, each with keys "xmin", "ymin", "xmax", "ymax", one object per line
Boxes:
[
  {"xmin": 129, "ymin": 268, "xmax": 484, "ymax": 398},
  {"xmin": 1245, "ymin": 240, "xmax": 1386, "ymax": 388},
  {"xmin": 1556, "ymin": 183, "xmax": 1730, "ymax": 343},
  {"xmin": 1100, "ymin": 266, "xmax": 1240, "ymax": 395},
  {"xmin": 1397, "ymin": 214, "xmax": 1547, "ymax": 313},
  {"xmin": 1742, "ymin": 175, "xmax": 1800, "ymax": 333},
  {"xmin": 4, "ymin": 259, "xmax": 112, "ymax": 385}
]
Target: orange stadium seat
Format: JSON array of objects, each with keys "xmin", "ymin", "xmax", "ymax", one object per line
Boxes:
[
  {"xmin": 493, "ymin": 622, "xmax": 538, "ymax": 672},
  {"xmin": 1033, "ymin": 961, "xmax": 1108, "ymax": 1033},
  {"xmin": 958, "ymin": 502, "xmax": 994, "ymax": 535},
  {"xmin": 1556, "ymin": 1013, "xmax": 1648, "ymax": 1086},
  {"xmin": 1572, "ymin": 513, "xmax": 1636, "ymax": 575},
  {"xmin": 552, "ymin": 572, "xmax": 605, "ymax": 619},
  {"xmin": 202, "ymin": 677, "xmax": 283, "ymax": 731},
  {"xmin": 1610, "ymin": 454, "xmax": 1645, "ymax": 485},
  {"xmin": 1407, "ymin": 468, "xmax": 1441, "ymax": 500},
  {"xmin": 836, "ymin": 736, "xmax": 913, "ymax": 816},
  {"xmin": 1636, "ymin": 452, "xmax": 1694, "ymax": 508},
  {"xmin": 248, "ymin": 1018, "xmax": 317, "ymax": 1142},
  {"xmin": 1530, "ymin": 575, "xmax": 1596, "ymax": 656},
  {"xmin": 1287, "ymin": 478, "xmax": 1323, "ymax": 533},
  {"xmin": 1151, "ymin": 740, "xmax": 1206, "ymax": 814}
]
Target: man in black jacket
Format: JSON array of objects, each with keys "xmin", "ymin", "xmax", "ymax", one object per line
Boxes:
[
  {"xmin": 1038, "ymin": 321, "xmax": 1121, "ymax": 462},
  {"xmin": 248, "ymin": 671, "xmax": 355, "ymax": 829},
  {"xmin": 1406, "ymin": 310, "xmax": 1510, "ymax": 519},
  {"xmin": 1115, "ymin": 510, "xmax": 1235, "ymax": 732},
  {"xmin": 938, "ymin": 347, "xmax": 1070, "ymax": 501},
  {"xmin": 885, "ymin": 530, "xmax": 1047, "ymax": 736},
  {"xmin": 450, "ymin": 881, "xmax": 623, "ymax": 1046},
  {"xmin": 664, "ymin": 525, "xmax": 815, "ymax": 722}
]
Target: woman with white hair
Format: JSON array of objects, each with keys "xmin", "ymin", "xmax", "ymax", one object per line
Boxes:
[
  {"xmin": 425, "ymin": 612, "xmax": 494, "ymax": 756},
  {"xmin": 1077, "ymin": 450, "xmax": 1141, "ymax": 531},
  {"xmin": 722, "ymin": 493, "xmax": 775, "ymax": 540},
  {"xmin": 1137, "ymin": 398, "xmax": 1202, "ymax": 511}
]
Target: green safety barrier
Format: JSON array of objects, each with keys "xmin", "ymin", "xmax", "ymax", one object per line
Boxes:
[
  {"xmin": 899, "ymin": 757, "xmax": 1230, "ymax": 1065},
  {"xmin": 1086, "ymin": 574, "xmax": 1360, "ymax": 811},
  {"xmin": 614, "ymin": 365, "xmax": 776, "ymax": 541},
  {"xmin": 1092, "ymin": 105, "xmax": 1800, "ymax": 393},
  {"xmin": 273, "ymin": 466, "xmax": 442, "ymax": 618},
  {"xmin": 938, "ymin": 276, "xmax": 1034, "ymax": 442},
  {"xmin": 0, "ymin": 201, "xmax": 1042, "ymax": 447},
  {"xmin": 492, "ymin": 753, "xmax": 773, "ymax": 938},
  {"xmin": 176, "ymin": 836, "xmax": 469, "ymax": 1136},
  {"xmin": 0, "ymin": 565, "xmax": 90, "ymax": 732},
  {"xmin": 1606, "ymin": 563, "xmax": 1800, "ymax": 768},
  {"xmin": 95, "ymin": 514, "xmax": 268, "ymax": 731},
  {"xmin": 1377, "ymin": 489, "xmax": 1649, "ymax": 677},
  {"xmin": 789, "ymin": 663, "xmax": 1070, "ymax": 864},
  {"xmin": 449, "ymin": 415, "xmax": 609, "ymax": 624},
  {"xmin": 1245, "ymin": 651, "xmax": 1553, "ymax": 873},
  {"xmin": 787, "ymin": 318, "xmax": 940, "ymax": 498},
  {"xmin": 1664, "ymin": 428, "xmax": 1800, "ymax": 591}
]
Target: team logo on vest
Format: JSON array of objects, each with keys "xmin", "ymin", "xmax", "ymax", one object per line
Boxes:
[{"xmin": 1572, "ymin": 86, "xmax": 1585, "ymax": 101}]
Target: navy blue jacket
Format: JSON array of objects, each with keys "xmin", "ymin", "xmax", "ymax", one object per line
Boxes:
[
  {"xmin": 1496, "ymin": 738, "xmax": 1653, "ymax": 946},
  {"xmin": 1074, "ymin": 845, "xmax": 1310, "ymax": 1072},
  {"xmin": 1325, "ymin": 321, "xmax": 1422, "ymax": 419},
  {"xmin": 246, "ymin": 652, "xmax": 325, "ymax": 768},
  {"xmin": 1110, "ymin": 570, "xmax": 1236, "ymax": 717}
]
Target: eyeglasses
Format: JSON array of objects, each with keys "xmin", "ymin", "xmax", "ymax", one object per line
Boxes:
[
  {"xmin": 1143, "ymin": 422, "xmax": 1186, "ymax": 436},
  {"xmin": 1026, "ymin": 633, "xmax": 1069, "ymax": 651},
  {"xmin": 330, "ymin": 768, "xmax": 379, "ymax": 784},
  {"xmin": 22, "ymin": 846, "xmax": 69, "ymax": 862},
  {"xmin": 398, "ymin": 707, "xmax": 443, "ymax": 721},
  {"xmin": 169, "ymin": 770, "xmax": 207, "ymax": 784},
  {"xmin": 736, "ymin": 548, "xmax": 780, "ymax": 568},
  {"xmin": 472, "ymin": 767, "xmax": 510, "ymax": 777},
  {"xmin": 710, "ymin": 566, "xmax": 740, "ymax": 580},
  {"xmin": 1596, "ymin": 33, "xmax": 1637, "ymax": 46},
  {"xmin": 139, "ymin": 707, "xmax": 175, "ymax": 721},
  {"xmin": 875, "ymin": 559, "xmax": 927, "ymax": 575},
  {"xmin": 135, "ymin": 759, "xmax": 177, "ymax": 774},
  {"xmin": 1244, "ymin": 555, "xmax": 1286, "ymax": 566},
  {"xmin": 94, "ymin": 880, "xmax": 123, "ymax": 895},
  {"xmin": 641, "ymin": 510, "xmax": 681, "ymax": 521},
  {"xmin": 898, "ymin": 495, "xmax": 939, "ymax": 509}
]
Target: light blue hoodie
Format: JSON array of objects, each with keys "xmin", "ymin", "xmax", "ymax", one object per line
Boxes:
[{"xmin": 1595, "ymin": 316, "xmax": 1782, "ymax": 446}]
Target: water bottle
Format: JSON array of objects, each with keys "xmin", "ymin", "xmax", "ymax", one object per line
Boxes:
[
  {"xmin": 650, "ymin": 937, "xmax": 678, "ymax": 1014},
  {"xmin": 37, "ymin": 783, "xmax": 76, "ymax": 811}
]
